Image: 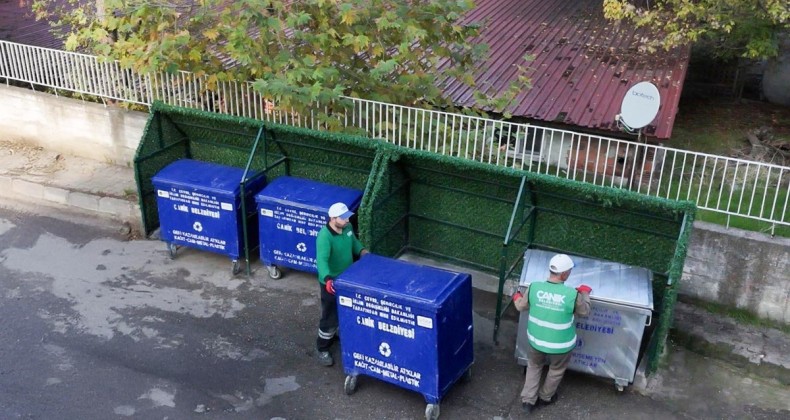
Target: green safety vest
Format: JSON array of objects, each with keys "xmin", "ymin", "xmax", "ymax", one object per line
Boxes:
[{"xmin": 526, "ymin": 281, "xmax": 578, "ymax": 354}]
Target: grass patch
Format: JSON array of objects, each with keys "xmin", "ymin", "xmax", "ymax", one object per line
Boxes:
[
  {"xmin": 651, "ymin": 171, "xmax": 789, "ymax": 237},
  {"xmin": 696, "ymin": 209, "xmax": 790, "ymax": 237},
  {"xmin": 123, "ymin": 188, "xmax": 139, "ymax": 200},
  {"xmin": 670, "ymin": 96, "xmax": 790, "ymax": 156},
  {"xmin": 666, "ymin": 95, "xmax": 790, "ymax": 237}
]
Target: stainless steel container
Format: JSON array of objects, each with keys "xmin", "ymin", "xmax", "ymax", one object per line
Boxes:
[{"xmin": 515, "ymin": 249, "xmax": 653, "ymax": 391}]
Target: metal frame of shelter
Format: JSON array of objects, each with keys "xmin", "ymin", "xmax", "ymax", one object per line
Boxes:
[
  {"xmin": 134, "ymin": 112, "xmax": 270, "ymax": 275},
  {"xmin": 492, "ymin": 176, "xmax": 693, "ymax": 345},
  {"xmin": 358, "ymin": 148, "xmax": 695, "ymax": 375}
]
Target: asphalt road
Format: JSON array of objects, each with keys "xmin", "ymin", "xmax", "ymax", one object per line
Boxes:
[{"xmin": 0, "ymin": 204, "xmax": 787, "ymax": 420}]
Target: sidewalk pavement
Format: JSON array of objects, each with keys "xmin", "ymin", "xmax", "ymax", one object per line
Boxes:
[
  {"xmin": 2, "ymin": 138, "xmax": 789, "ymax": 393},
  {"xmin": 0, "ymin": 140, "xmax": 139, "ymax": 234}
]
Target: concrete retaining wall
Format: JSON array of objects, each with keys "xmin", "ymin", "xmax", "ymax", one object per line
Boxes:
[
  {"xmin": 0, "ymin": 85, "xmax": 147, "ymax": 166},
  {"xmin": 681, "ymin": 221, "xmax": 790, "ymax": 324},
  {"xmin": 2, "ymin": 85, "xmax": 789, "ymax": 324}
]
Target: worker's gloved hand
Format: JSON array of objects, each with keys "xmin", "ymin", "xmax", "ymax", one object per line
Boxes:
[
  {"xmin": 576, "ymin": 284, "xmax": 592, "ymax": 294},
  {"xmin": 512, "ymin": 291, "xmax": 524, "ymax": 302},
  {"xmin": 325, "ymin": 279, "xmax": 336, "ymax": 295}
]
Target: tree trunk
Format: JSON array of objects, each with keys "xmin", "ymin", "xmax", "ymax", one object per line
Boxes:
[{"xmin": 762, "ymin": 34, "xmax": 790, "ymax": 106}]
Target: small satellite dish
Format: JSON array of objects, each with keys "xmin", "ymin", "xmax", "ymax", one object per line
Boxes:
[{"xmin": 618, "ymin": 81, "xmax": 661, "ymax": 131}]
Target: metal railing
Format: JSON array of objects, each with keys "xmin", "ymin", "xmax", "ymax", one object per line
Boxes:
[{"xmin": 1, "ymin": 40, "xmax": 788, "ymax": 232}]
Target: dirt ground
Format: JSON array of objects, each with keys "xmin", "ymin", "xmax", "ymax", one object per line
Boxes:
[
  {"xmin": 0, "ymin": 139, "xmax": 66, "ymax": 178},
  {"xmin": 670, "ymin": 95, "xmax": 790, "ymax": 163}
]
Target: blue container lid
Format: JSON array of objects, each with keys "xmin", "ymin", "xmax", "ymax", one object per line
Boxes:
[
  {"xmin": 336, "ymin": 255, "xmax": 468, "ymax": 308},
  {"xmin": 152, "ymin": 159, "xmax": 254, "ymax": 196},
  {"xmin": 255, "ymin": 176, "xmax": 363, "ymax": 212}
]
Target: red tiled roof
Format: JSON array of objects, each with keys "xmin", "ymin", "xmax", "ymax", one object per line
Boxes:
[
  {"xmin": 0, "ymin": 0, "xmax": 65, "ymax": 49},
  {"xmin": 441, "ymin": 0, "xmax": 689, "ymax": 139}
]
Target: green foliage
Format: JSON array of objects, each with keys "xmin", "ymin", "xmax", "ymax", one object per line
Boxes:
[
  {"xmin": 33, "ymin": 0, "xmax": 530, "ymax": 120},
  {"xmin": 603, "ymin": 0, "xmax": 790, "ymax": 59}
]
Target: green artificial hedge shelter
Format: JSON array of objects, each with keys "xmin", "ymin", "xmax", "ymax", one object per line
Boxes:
[
  {"xmin": 134, "ymin": 103, "xmax": 695, "ymax": 375},
  {"xmin": 361, "ymin": 147, "xmax": 696, "ymax": 375},
  {"xmin": 134, "ymin": 102, "xmax": 382, "ymax": 273}
]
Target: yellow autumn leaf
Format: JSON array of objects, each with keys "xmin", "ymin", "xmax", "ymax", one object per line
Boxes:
[
  {"xmin": 188, "ymin": 48, "xmax": 202, "ymax": 62},
  {"xmin": 203, "ymin": 28, "xmax": 219, "ymax": 41},
  {"xmin": 206, "ymin": 74, "xmax": 218, "ymax": 90},
  {"xmin": 340, "ymin": 9, "xmax": 357, "ymax": 25}
]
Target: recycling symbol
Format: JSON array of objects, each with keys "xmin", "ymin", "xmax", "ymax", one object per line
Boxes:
[
  {"xmin": 378, "ymin": 342, "xmax": 391, "ymax": 358},
  {"xmin": 193, "ymin": 221, "xmax": 203, "ymax": 232},
  {"xmin": 296, "ymin": 242, "xmax": 307, "ymax": 252}
]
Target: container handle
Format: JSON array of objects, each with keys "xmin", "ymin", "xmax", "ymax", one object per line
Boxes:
[{"xmin": 645, "ymin": 314, "xmax": 652, "ymax": 327}]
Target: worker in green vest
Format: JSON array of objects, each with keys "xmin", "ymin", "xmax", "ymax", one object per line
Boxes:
[
  {"xmin": 512, "ymin": 253, "xmax": 591, "ymax": 415},
  {"xmin": 314, "ymin": 202, "xmax": 368, "ymax": 367}
]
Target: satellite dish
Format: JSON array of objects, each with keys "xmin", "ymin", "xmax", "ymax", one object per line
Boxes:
[{"xmin": 618, "ymin": 82, "xmax": 661, "ymax": 131}]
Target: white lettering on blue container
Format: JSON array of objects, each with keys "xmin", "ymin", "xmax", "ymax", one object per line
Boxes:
[
  {"xmin": 377, "ymin": 321, "xmax": 415, "ymax": 339},
  {"xmin": 352, "ymin": 352, "xmax": 422, "ymax": 388}
]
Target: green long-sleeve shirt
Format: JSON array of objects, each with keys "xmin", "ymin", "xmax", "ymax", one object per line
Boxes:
[{"xmin": 315, "ymin": 223, "xmax": 365, "ymax": 284}]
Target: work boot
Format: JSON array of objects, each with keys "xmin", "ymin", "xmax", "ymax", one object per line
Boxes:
[
  {"xmin": 317, "ymin": 351, "xmax": 334, "ymax": 367},
  {"xmin": 521, "ymin": 401, "xmax": 536, "ymax": 415},
  {"xmin": 537, "ymin": 392, "xmax": 559, "ymax": 407}
]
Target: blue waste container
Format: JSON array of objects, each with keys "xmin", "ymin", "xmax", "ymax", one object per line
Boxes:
[
  {"xmin": 334, "ymin": 255, "xmax": 473, "ymax": 420},
  {"xmin": 152, "ymin": 159, "xmax": 266, "ymax": 274},
  {"xmin": 255, "ymin": 176, "xmax": 363, "ymax": 279}
]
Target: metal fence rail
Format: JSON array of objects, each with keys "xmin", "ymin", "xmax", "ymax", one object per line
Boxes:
[{"xmin": 1, "ymin": 40, "xmax": 787, "ymax": 231}]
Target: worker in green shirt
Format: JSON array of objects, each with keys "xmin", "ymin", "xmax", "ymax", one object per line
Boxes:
[{"xmin": 314, "ymin": 202, "xmax": 368, "ymax": 367}]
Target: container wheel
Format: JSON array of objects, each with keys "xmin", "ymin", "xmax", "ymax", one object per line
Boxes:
[
  {"xmin": 425, "ymin": 403, "xmax": 440, "ymax": 420},
  {"xmin": 167, "ymin": 243, "xmax": 177, "ymax": 259},
  {"xmin": 231, "ymin": 260, "xmax": 241, "ymax": 275},
  {"xmin": 615, "ymin": 384, "xmax": 625, "ymax": 393},
  {"xmin": 461, "ymin": 367, "xmax": 472, "ymax": 383},
  {"xmin": 267, "ymin": 265, "xmax": 282, "ymax": 280},
  {"xmin": 343, "ymin": 375, "xmax": 358, "ymax": 395}
]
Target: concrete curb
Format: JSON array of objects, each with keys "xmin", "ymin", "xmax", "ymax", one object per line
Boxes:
[{"xmin": 0, "ymin": 173, "xmax": 141, "ymax": 234}]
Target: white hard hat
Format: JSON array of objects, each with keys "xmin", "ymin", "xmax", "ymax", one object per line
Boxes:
[
  {"xmin": 328, "ymin": 202, "xmax": 354, "ymax": 219},
  {"xmin": 549, "ymin": 254, "xmax": 575, "ymax": 273}
]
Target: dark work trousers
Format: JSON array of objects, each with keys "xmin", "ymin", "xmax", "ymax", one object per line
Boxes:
[
  {"xmin": 521, "ymin": 343, "xmax": 573, "ymax": 404},
  {"xmin": 316, "ymin": 285, "xmax": 339, "ymax": 352}
]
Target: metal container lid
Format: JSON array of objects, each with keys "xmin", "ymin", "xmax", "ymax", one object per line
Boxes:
[{"xmin": 518, "ymin": 249, "xmax": 653, "ymax": 311}]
